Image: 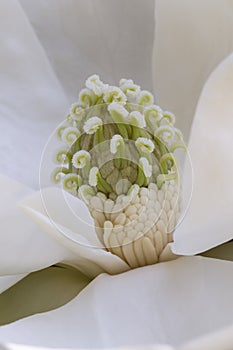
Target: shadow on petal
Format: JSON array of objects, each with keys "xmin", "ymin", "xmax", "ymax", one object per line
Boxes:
[{"xmin": 0, "ymin": 265, "xmax": 90, "ymax": 326}]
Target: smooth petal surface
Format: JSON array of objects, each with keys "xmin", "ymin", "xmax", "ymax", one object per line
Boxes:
[
  {"xmin": 0, "ymin": 257, "xmax": 233, "ymax": 348},
  {"xmin": 20, "ymin": 187, "xmax": 130, "ymax": 277},
  {"xmin": 20, "ymin": 0, "xmax": 155, "ymax": 100},
  {"xmin": 0, "ymin": 0, "xmax": 68, "ymax": 188},
  {"xmin": 154, "ymin": 0, "xmax": 233, "ymax": 140},
  {"xmin": 172, "ymin": 53, "xmax": 233, "ymax": 255},
  {"xmin": 0, "ymin": 345, "xmax": 173, "ymax": 350},
  {"xmin": 0, "ymin": 175, "xmax": 79, "ymax": 287},
  {"xmin": 180, "ymin": 324, "xmax": 233, "ymax": 350}
]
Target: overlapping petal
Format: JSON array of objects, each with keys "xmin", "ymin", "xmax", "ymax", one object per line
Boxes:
[
  {"xmin": 172, "ymin": 53, "xmax": 233, "ymax": 255},
  {"xmin": 0, "ymin": 257, "xmax": 233, "ymax": 349}
]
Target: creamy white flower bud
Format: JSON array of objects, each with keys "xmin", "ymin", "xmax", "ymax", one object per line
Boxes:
[
  {"xmin": 72, "ymin": 150, "xmax": 91, "ymax": 169},
  {"xmin": 83, "ymin": 116, "xmax": 103, "ymax": 135},
  {"xmin": 110, "ymin": 134, "xmax": 124, "ymax": 154},
  {"xmin": 129, "ymin": 111, "xmax": 146, "ymax": 128},
  {"xmin": 135, "ymin": 137, "xmax": 155, "ymax": 154},
  {"xmin": 52, "ymin": 75, "xmax": 186, "ymax": 269}
]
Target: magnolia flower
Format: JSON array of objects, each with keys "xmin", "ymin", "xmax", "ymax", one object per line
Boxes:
[{"xmin": 1, "ymin": 2, "xmax": 233, "ymax": 350}]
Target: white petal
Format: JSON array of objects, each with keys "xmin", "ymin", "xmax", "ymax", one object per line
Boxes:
[
  {"xmin": 0, "ymin": 257, "xmax": 233, "ymax": 348},
  {"xmin": 20, "ymin": 0, "xmax": 155, "ymax": 97},
  {"xmin": 181, "ymin": 323, "xmax": 233, "ymax": 350},
  {"xmin": 0, "ymin": 175, "xmax": 76, "ymax": 284},
  {"xmin": 20, "ymin": 187, "xmax": 130, "ymax": 277},
  {"xmin": 0, "ymin": 0, "xmax": 68, "ymax": 188},
  {"xmin": 154, "ymin": 0, "xmax": 233, "ymax": 140},
  {"xmin": 172, "ymin": 53, "xmax": 233, "ymax": 255}
]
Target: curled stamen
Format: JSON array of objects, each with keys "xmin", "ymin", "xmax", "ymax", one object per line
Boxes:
[
  {"xmin": 52, "ymin": 167, "xmax": 70, "ymax": 184},
  {"xmin": 89, "ymin": 167, "xmax": 113, "ymax": 194},
  {"xmin": 56, "ymin": 125, "xmax": 67, "ymax": 139},
  {"xmin": 110, "ymin": 134, "xmax": 124, "ymax": 154},
  {"xmin": 85, "ymin": 74, "xmax": 106, "ymax": 97},
  {"xmin": 129, "ymin": 111, "xmax": 146, "ymax": 128},
  {"xmin": 70, "ymin": 103, "xmax": 85, "ymax": 122},
  {"xmin": 79, "ymin": 88, "xmax": 96, "ymax": 107},
  {"xmin": 162, "ymin": 111, "xmax": 176, "ymax": 125},
  {"xmin": 160, "ymin": 153, "xmax": 176, "ymax": 174},
  {"xmin": 157, "ymin": 172, "xmax": 177, "ymax": 189},
  {"xmin": 135, "ymin": 137, "xmax": 154, "ymax": 155},
  {"xmin": 63, "ymin": 173, "xmax": 82, "ymax": 191},
  {"xmin": 72, "ymin": 150, "xmax": 91, "ymax": 169},
  {"xmin": 55, "ymin": 149, "xmax": 71, "ymax": 164},
  {"xmin": 144, "ymin": 105, "xmax": 163, "ymax": 131},
  {"xmin": 154, "ymin": 125, "xmax": 175, "ymax": 143},
  {"xmin": 61, "ymin": 127, "xmax": 80, "ymax": 144},
  {"xmin": 104, "ymin": 86, "xmax": 127, "ymax": 104},
  {"xmin": 140, "ymin": 157, "xmax": 152, "ymax": 178},
  {"xmin": 137, "ymin": 90, "xmax": 154, "ymax": 106},
  {"xmin": 120, "ymin": 79, "xmax": 141, "ymax": 99},
  {"xmin": 108, "ymin": 102, "xmax": 129, "ymax": 138},
  {"xmin": 108, "ymin": 102, "xmax": 129, "ymax": 121},
  {"xmin": 78, "ymin": 185, "xmax": 96, "ymax": 204},
  {"xmin": 89, "ymin": 167, "xmax": 99, "ymax": 187},
  {"xmin": 83, "ymin": 116, "xmax": 103, "ymax": 135},
  {"xmin": 126, "ymin": 184, "xmax": 140, "ymax": 201}
]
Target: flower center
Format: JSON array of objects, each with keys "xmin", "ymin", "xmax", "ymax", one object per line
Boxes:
[{"xmin": 52, "ymin": 75, "xmax": 186, "ymax": 267}]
